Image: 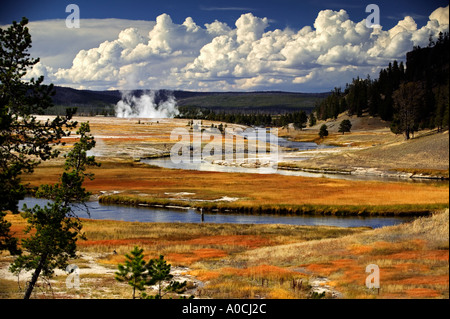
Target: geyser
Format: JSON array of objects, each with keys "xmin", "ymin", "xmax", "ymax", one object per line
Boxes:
[{"xmin": 115, "ymin": 90, "xmax": 179, "ymax": 118}]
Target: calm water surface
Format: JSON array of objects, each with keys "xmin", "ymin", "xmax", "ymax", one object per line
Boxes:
[{"xmin": 20, "ymin": 197, "xmax": 415, "ymax": 229}]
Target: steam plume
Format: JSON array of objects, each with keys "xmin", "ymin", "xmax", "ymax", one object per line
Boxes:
[{"xmin": 115, "ymin": 90, "xmax": 179, "ymax": 118}]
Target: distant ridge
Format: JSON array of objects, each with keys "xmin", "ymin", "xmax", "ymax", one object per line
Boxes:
[
  {"xmin": 51, "ymin": 86, "xmax": 122, "ymax": 106},
  {"xmin": 50, "ymin": 86, "xmax": 329, "ymax": 115}
]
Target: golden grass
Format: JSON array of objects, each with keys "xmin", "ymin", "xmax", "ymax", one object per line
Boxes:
[
  {"xmin": 1, "ymin": 210, "xmax": 367, "ymax": 299},
  {"xmin": 1, "ymin": 209, "xmax": 448, "ymax": 299},
  {"xmin": 22, "ymin": 160, "xmax": 449, "ymax": 217},
  {"xmin": 222, "ymin": 264, "xmax": 302, "ymax": 281},
  {"xmin": 238, "ymin": 209, "xmax": 449, "ymax": 299},
  {"xmin": 198, "ymin": 265, "xmax": 308, "ymax": 299},
  {"xmin": 166, "ymin": 248, "xmax": 227, "ymax": 265}
]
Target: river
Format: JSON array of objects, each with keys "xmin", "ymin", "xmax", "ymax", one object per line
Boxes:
[
  {"xmin": 142, "ymin": 133, "xmax": 442, "ymax": 183},
  {"xmin": 19, "ymin": 197, "xmax": 414, "ymax": 229},
  {"xmin": 17, "ymin": 134, "xmax": 428, "ymax": 229}
]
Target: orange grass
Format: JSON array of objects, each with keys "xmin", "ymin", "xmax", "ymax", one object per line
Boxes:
[
  {"xmin": 222, "ymin": 265, "xmax": 304, "ymax": 281},
  {"xmin": 184, "ymin": 235, "xmax": 271, "ymax": 248},
  {"xmin": 304, "ymin": 259, "xmax": 361, "ymax": 278},
  {"xmin": 379, "ymin": 250, "xmax": 449, "ymax": 261},
  {"xmin": 193, "ymin": 248, "xmax": 227, "ymax": 259},
  {"xmin": 22, "ymin": 161, "xmax": 449, "ymax": 209},
  {"xmin": 166, "ymin": 248, "xmax": 227, "ymax": 265},
  {"xmin": 392, "ymin": 275, "xmax": 448, "ymax": 286},
  {"xmin": 188, "ymin": 269, "xmax": 222, "ymax": 282},
  {"xmin": 404, "ymin": 288, "xmax": 440, "ymax": 298}
]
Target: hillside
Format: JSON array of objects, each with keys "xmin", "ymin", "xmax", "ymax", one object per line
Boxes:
[
  {"xmin": 176, "ymin": 91, "xmax": 328, "ymax": 113},
  {"xmin": 353, "ymin": 130, "xmax": 449, "ymax": 170},
  {"xmin": 280, "ymin": 111, "xmax": 449, "ymax": 175},
  {"xmin": 51, "ymin": 86, "xmax": 121, "ymax": 106},
  {"xmin": 48, "ymin": 86, "xmax": 329, "ymax": 115},
  {"xmin": 291, "ymin": 129, "xmax": 448, "ymax": 172},
  {"xmin": 315, "ymin": 33, "xmax": 449, "ymax": 134}
]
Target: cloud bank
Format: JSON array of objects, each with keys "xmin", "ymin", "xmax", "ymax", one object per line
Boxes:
[{"xmin": 27, "ymin": 5, "xmax": 449, "ymax": 92}]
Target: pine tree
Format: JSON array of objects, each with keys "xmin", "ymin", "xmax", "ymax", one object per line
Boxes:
[
  {"xmin": 308, "ymin": 112, "xmax": 317, "ymax": 127},
  {"xmin": 319, "ymin": 124, "xmax": 329, "ymax": 138},
  {"xmin": 434, "ymin": 84, "xmax": 450, "ymax": 131},
  {"xmin": 115, "ymin": 246, "xmax": 149, "ymax": 299},
  {"xmin": 338, "ymin": 119, "xmax": 352, "ymax": 134},
  {"xmin": 392, "ymin": 82, "xmax": 425, "ymax": 139},
  {"xmin": 115, "ymin": 248, "xmax": 189, "ymax": 299},
  {"xmin": 293, "ymin": 111, "xmax": 308, "ymax": 130},
  {"xmin": 1, "ymin": 17, "xmax": 76, "ymax": 255},
  {"xmin": 145, "ymin": 255, "xmax": 187, "ymax": 299},
  {"xmin": 9, "ymin": 122, "xmax": 100, "ymax": 299}
]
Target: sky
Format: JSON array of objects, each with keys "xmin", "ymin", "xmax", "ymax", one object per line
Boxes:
[{"xmin": 1, "ymin": 0, "xmax": 449, "ymax": 92}]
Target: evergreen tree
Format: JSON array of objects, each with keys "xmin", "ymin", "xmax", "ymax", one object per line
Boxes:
[
  {"xmin": 319, "ymin": 124, "xmax": 329, "ymax": 138},
  {"xmin": 1, "ymin": 18, "xmax": 76, "ymax": 255},
  {"xmin": 434, "ymin": 84, "xmax": 450, "ymax": 131},
  {"xmin": 115, "ymin": 246, "xmax": 149, "ymax": 299},
  {"xmin": 145, "ymin": 255, "xmax": 187, "ymax": 299},
  {"xmin": 10, "ymin": 122, "xmax": 99, "ymax": 299},
  {"xmin": 392, "ymin": 82, "xmax": 425, "ymax": 139},
  {"xmin": 293, "ymin": 111, "xmax": 308, "ymax": 130},
  {"xmin": 308, "ymin": 112, "xmax": 317, "ymax": 127},
  {"xmin": 368, "ymin": 79, "xmax": 381, "ymax": 116},
  {"xmin": 115, "ymin": 248, "xmax": 189, "ymax": 299},
  {"xmin": 338, "ymin": 119, "xmax": 352, "ymax": 134}
]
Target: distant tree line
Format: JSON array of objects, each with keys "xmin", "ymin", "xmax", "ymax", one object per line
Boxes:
[
  {"xmin": 315, "ymin": 32, "xmax": 449, "ymax": 139},
  {"xmin": 41, "ymin": 104, "xmax": 116, "ymax": 117},
  {"xmin": 177, "ymin": 107, "xmax": 313, "ymax": 129}
]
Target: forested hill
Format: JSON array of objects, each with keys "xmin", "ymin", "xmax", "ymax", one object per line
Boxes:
[
  {"xmin": 49, "ymin": 87, "xmax": 329, "ymax": 116},
  {"xmin": 315, "ymin": 32, "xmax": 449, "ymax": 138}
]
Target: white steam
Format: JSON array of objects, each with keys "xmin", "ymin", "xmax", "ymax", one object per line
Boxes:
[{"xmin": 115, "ymin": 91, "xmax": 179, "ymax": 118}]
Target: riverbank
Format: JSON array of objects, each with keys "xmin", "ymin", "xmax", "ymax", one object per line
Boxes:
[
  {"xmin": 277, "ymin": 162, "xmax": 449, "ymax": 180},
  {"xmin": 38, "ymin": 115, "xmax": 448, "ymax": 181},
  {"xmin": 278, "ymin": 114, "xmax": 449, "ymax": 180},
  {"xmin": 98, "ymin": 194, "xmax": 447, "ymax": 217},
  {"xmin": 22, "ymin": 159, "xmax": 449, "ymax": 218}
]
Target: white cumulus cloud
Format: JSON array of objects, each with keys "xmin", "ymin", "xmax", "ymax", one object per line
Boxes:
[{"xmin": 24, "ymin": 5, "xmax": 449, "ymax": 92}]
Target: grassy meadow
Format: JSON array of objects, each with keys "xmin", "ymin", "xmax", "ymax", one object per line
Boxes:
[
  {"xmin": 2, "ymin": 208, "xmax": 447, "ymax": 299},
  {"xmin": 1, "ymin": 116, "xmax": 448, "ymax": 299},
  {"xmin": 22, "ymin": 160, "xmax": 449, "ymax": 215}
]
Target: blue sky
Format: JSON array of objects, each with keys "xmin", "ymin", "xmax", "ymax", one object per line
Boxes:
[
  {"xmin": 1, "ymin": 0, "xmax": 447, "ymax": 28},
  {"xmin": 1, "ymin": 1, "xmax": 449, "ymax": 92}
]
